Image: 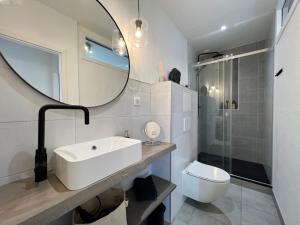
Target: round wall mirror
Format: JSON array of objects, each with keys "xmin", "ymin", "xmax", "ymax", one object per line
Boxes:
[{"xmin": 0, "ymin": 0, "xmax": 129, "ymax": 107}]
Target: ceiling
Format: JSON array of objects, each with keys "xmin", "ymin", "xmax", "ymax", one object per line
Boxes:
[{"xmin": 156, "ymin": 0, "xmax": 277, "ymax": 53}]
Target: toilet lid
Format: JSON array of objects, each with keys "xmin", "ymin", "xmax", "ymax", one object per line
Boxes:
[{"xmin": 186, "ymin": 161, "xmax": 230, "ymax": 183}]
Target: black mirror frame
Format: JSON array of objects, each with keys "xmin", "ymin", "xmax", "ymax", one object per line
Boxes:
[{"xmin": 0, "ymin": 0, "xmax": 130, "ymax": 108}]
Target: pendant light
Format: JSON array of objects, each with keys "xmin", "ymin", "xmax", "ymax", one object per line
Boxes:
[
  {"xmin": 130, "ymin": 0, "xmax": 148, "ymax": 48},
  {"xmin": 112, "ymin": 29, "xmax": 127, "ymax": 56},
  {"xmin": 84, "ymin": 41, "xmax": 92, "ymax": 54}
]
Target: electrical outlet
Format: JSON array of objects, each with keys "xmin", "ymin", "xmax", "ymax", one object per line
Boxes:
[{"xmin": 133, "ymin": 96, "xmax": 141, "ymax": 106}]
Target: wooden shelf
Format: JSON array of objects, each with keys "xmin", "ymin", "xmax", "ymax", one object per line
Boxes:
[
  {"xmin": 0, "ymin": 143, "xmax": 176, "ymax": 225},
  {"xmin": 126, "ymin": 175, "xmax": 176, "ymax": 225}
]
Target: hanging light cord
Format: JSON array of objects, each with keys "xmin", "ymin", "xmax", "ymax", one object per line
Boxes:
[{"xmin": 138, "ymin": 0, "xmax": 140, "ymax": 19}]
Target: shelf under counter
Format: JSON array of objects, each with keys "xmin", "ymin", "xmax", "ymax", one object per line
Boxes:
[
  {"xmin": 126, "ymin": 175, "xmax": 176, "ymax": 225},
  {"xmin": 0, "ymin": 143, "xmax": 176, "ymax": 225}
]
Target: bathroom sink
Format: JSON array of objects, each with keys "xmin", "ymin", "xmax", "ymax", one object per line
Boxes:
[{"xmin": 54, "ymin": 137, "xmax": 142, "ymax": 190}]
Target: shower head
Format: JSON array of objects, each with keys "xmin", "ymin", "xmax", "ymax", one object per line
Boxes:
[{"xmin": 197, "ymin": 52, "xmax": 224, "ymax": 63}]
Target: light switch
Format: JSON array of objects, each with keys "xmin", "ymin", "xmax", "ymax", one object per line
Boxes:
[{"xmin": 133, "ymin": 96, "xmax": 141, "ymax": 106}]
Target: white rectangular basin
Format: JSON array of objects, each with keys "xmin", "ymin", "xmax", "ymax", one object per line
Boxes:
[{"xmin": 54, "ymin": 137, "xmax": 142, "ymax": 190}]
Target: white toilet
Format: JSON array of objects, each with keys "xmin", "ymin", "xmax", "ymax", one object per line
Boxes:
[{"xmin": 182, "ymin": 161, "xmax": 230, "ymax": 203}]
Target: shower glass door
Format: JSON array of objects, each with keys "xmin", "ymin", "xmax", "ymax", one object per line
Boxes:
[{"xmin": 197, "ymin": 60, "xmax": 233, "ymax": 173}]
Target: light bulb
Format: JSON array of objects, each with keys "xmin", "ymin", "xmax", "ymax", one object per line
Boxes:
[
  {"xmin": 211, "ymin": 85, "xmax": 216, "ymax": 90},
  {"xmin": 221, "ymin": 25, "xmax": 227, "ymax": 31},
  {"xmin": 134, "ymin": 19, "xmax": 143, "ymax": 39},
  {"xmin": 135, "ymin": 27, "xmax": 142, "ymax": 39},
  {"xmin": 118, "ymin": 50, "xmax": 124, "ymax": 56},
  {"xmin": 84, "ymin": 42, "xmax": 92, "ymax": 53}
]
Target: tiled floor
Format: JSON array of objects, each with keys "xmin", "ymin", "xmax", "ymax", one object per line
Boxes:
[{"xmin": 173, "ymin": 179, "xmax": 282, "ymax": 225}]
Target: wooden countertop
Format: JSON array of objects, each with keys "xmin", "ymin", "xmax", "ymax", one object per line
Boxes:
[{"xmin": 0, "ymin": 143, "xmax": 176, "ymax": 225}]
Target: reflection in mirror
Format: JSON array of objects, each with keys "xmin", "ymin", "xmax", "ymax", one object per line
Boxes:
[
  {"xmin": 0, "ymin": 35, "xmax": 61, "ymax": 101},
  {"xmin": 0, "ymin": 0, "xmax": 129, "ymax": 107},
  {"xmin": 84, "ymin": 38, "xmax": 129, "ymax": 71}
]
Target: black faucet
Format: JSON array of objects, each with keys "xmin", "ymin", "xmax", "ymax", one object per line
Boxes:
[{"xmin": 35, "ymin": 104, "xmax": 90, "ymax": 182}]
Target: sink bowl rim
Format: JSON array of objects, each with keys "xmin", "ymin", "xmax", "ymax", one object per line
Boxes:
[{"xmin": 54, "ymin": 136, "xmax": 142, "ymax": 163}]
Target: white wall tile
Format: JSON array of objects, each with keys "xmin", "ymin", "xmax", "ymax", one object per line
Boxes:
[
  {"xmin": 0, "ymin": 121, "xmax": 36, "ymax": 178},
  {"xmin": 86, "ymin": 104, "xmax": 114, "ymax": 119},
  {"xmin": 109, "ymin": 93, "xmax": 132, "ymax": 117},
  {"xmin": 150, "ymin": 82, "xmax": 198, "ymax": 221},
  {"xmin": 130, "ymin": 91, "xmax": 151, "ymax": 116},
  {"xmin": 131, "ymin": 115, "xmax": 152, "ymax": 141},
  {"xmin": 151, "ymin": 115, "xmax": 171, "ymax": 142},
  {"xmin": 126, "ymin": 79, "xmax": 151, "ymax": 95},
  {"xmin": 0, "ymin": 65, "xmax": 75, "ymax": 123},
  {"xmin": 44, "ymin": 120, "xmax": 76, "ymax": 164},
  {"xmin": 151, "ymin": 82, "xmax": 171, "ymax": 115},
  {"xmin": 171, "ymin": 112, "xmax": 184, "ymax": 139},
  {"xmin": 170, "ymin": 83, "xmax": 198, "ymax": 221},
  {"xmin": 0, "ymin": 119, "xmax": 75, "ymax": 178},
  {"xmin": 171, "ymin": 83, "xmax": 183, "ymax": 113},
  {"xmin": 75, "ymin": 117, "xmax": 115, "ymax": 143},
  {"xmin": 183, "ymin": 92, "xmax": 192, "ymax": 112}
]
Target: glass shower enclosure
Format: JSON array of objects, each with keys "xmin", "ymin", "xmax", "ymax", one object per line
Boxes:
[
  {"xmin": 196, "ymin": 51, "xmax": 271, "ymax": 186},
  {"xmin": 197, "ymin": 59, "xmax": 236, "ymax": 173}
]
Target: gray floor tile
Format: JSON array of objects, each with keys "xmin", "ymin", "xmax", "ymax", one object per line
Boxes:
[
  {"xmin": 173, "ymin": 181, "xmax": 282, "ymax": 225},
  {"xmin": 173, "ymin": 218, "xmax": 187, "ymax": 225},
  {"xmin": 188, "ymin": 210, "xmax": 228, "ymax": 225},
  {"xmin": 224, "ymin": 184, "xmax": 242, "ymax": 203},
  {"xmin": 183, "ymin": 184, "xmax": 241, "ymax": 225},
  {"xmin": 241, "ymin": 206, "xmax": 281, "ymax": 225},
  {"xmin": 230, "ymin": 178, "xmax": 243, "ymax": 186},
  {"xmin": 242, "ymin": 186, "xmax": 278, "ymax": 216},
  {"xmin": 213, "ymin": 197, "xmax": 241, "ymax": 225},
  {"xmin": 176, "ymin": 202, "xmax": 195, "ymax": 224},
  {"xmin": 241, "ymin": 180, "xmax": 273, "ymax": 195}
]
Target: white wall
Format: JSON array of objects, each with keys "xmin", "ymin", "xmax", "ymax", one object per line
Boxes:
[
  {"xmin": 151, "ymin": 81, "xmax": 198, "ymax": 222},
  {"xmin": 100, "ymin": 0, "xmax": 189, "ymax": 86},
  {"xmin": 188, "ymin": 44, "xmax": 197, "ymax": 90},
  {"xmin": 273, "ymin": 1, "xmax": 300, "ymax": 225}
]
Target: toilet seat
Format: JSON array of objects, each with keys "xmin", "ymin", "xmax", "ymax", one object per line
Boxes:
[{"xmin": 186, "ymin": 161, "xmax": 230, "ymax": 183}]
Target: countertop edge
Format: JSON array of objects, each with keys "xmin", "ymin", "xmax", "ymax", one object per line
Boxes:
[{"xmin": 0, "ymin": 143, "xmax": 176, "ymax": 225}]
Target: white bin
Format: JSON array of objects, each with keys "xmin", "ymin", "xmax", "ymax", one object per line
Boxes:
[{"xmin": 73, "ymin": 188, "xmax": 127, "ymax": 225}]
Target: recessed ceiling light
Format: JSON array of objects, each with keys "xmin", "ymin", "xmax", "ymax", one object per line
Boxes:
[{"xmin": 221, "ymin": 25, "xmax": 227, "ymax": 31}]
